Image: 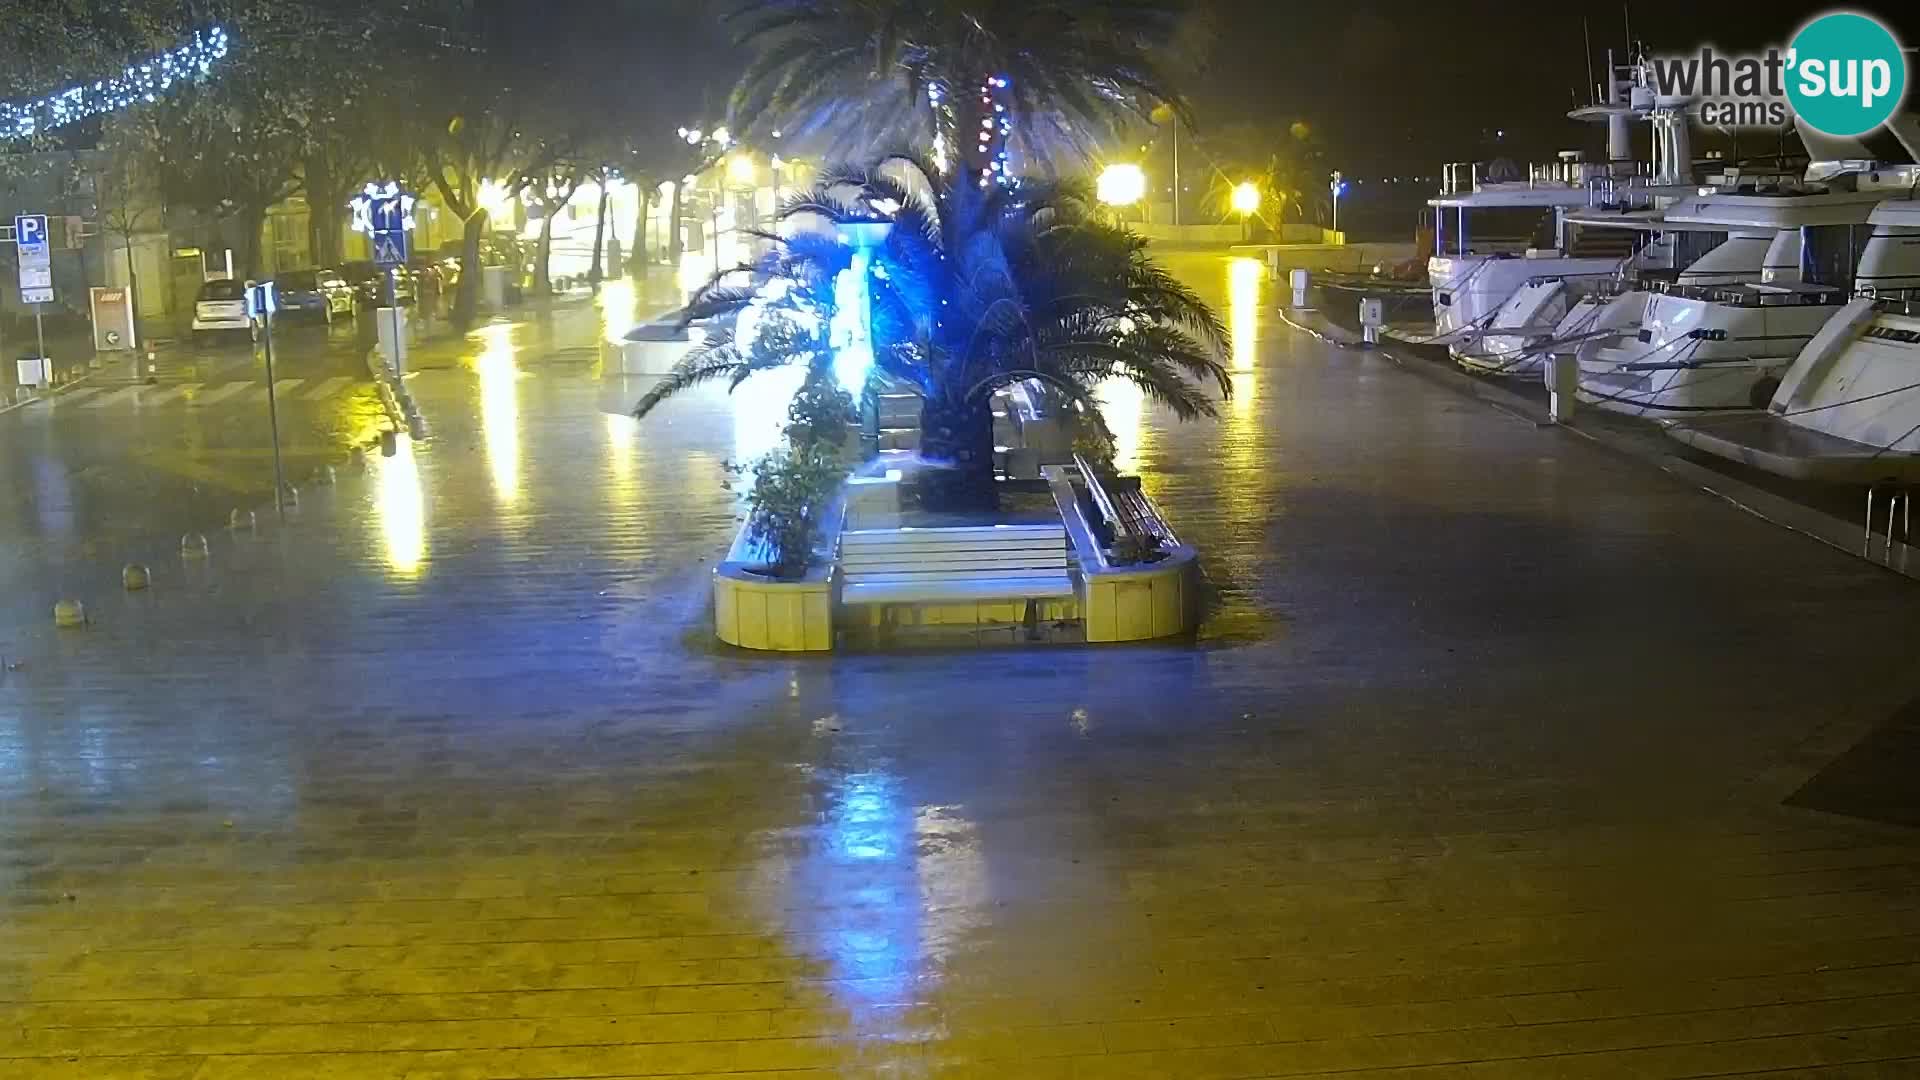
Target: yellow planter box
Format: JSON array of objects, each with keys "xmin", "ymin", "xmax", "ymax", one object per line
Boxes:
[{"xmin": 714, "ymin": 564, "xmax": 835, "ymax": 652}]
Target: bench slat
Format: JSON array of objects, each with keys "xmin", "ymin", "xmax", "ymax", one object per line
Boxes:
[
  {"xmin": 846, "ymin": 567, "xmax": 1072, "ymax": 582},
  {"xmin": 846, "ymin": 563, "xmax": 1067, "ymax": 578},
  {"xmin": 842, "ymin": 526, "xmax": 1064, "ymax": 544},
  {"xmin": 844, "ymin": 577, "xmax": 1074, "ymax": 604},
  {"xmin": 842, "ymin": 535, "xmax": 1066, "ymax": 549}
]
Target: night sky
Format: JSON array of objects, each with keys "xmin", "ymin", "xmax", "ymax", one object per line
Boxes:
[{"xmin": 1187, "ymin": 0, "xmax": 1920, "ymax": 176}]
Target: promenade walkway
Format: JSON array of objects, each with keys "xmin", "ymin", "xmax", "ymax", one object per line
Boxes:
[{"xmin": 2, "ymin": 255, "xmax": 1916, "ymax": 1078}]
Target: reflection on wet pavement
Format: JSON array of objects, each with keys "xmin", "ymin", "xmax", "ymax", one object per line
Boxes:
[{"xmin": 3, "ymin": 258, "xmax": 1920, "ymax": 1076}]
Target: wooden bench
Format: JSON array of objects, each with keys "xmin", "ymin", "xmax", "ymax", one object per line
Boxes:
[{"xmin": 838, "ymin": 526, "xmax": 1075, "ymax": 612}]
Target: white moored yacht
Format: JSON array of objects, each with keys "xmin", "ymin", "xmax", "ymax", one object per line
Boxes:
[
  {"xmin": 1573, "ymin": 173, "xmax": 1905, "ymax": 415},
  {"xmin": 1434, "ymin": 53, "xmax": 1701, "ymax": 376},
  {"xmin": 1668, "ymin": 191, "xmax": 1920, "ymax": 486}
]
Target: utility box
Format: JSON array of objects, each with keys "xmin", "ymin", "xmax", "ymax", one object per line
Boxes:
[
  {"xmin": 481, "ymin": 266, "xmax": 508, "ymax": 310},
  {"xmin": 1289, "ymin": 268, "xmax": 1311, "ymax": 308},
  {"xmin": 1360, "ymin": 297, "xmax": 1385, "ymax": 346},
  {"xmin": 15, "ymin": 356, "xmax": 50, "ymax": 388},
  {"xmin": 376, "ymin": 307, "xmax": 411, "ymax": 374},
  {"xmin": 89, "ymin": 287, "xmax": 137, "ymax": 350}
]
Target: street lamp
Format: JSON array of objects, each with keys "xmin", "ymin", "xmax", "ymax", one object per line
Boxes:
[
  {"xmin": 1231, "ymin": 181, "xmax": 1261, "ymax": 241},
  {"xmin": 1329, "ymin": 171, "xmax": 1348, "ymax": 238},
  {"xmin": 1097, "ymin": 163, "xmax": 1147, "ymax": 209}
]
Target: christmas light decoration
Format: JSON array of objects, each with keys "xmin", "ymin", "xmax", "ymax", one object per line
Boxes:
[
  {"xmin": 976, "ymin": 75, "xmax": 1015, "ymax": 190},
  {"xmin": 349, "ymin": 182, "xmax": 418, "ymax": 235},
  {"xmin": 1, "ymin": 27, "xmax": 231, "ymax": 141}
]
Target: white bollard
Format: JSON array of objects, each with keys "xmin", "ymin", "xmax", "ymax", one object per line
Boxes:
[
  {"xmin": 1546, "ymin": 354, "xmax": 1579, "ymax": 423},
  {"xmin": 1290, "ymin": 268, "xmax": 1311, "ymax": 308}
]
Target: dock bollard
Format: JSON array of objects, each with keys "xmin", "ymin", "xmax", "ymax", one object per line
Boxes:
[
  {"xmin": 181, "ymin": 533, "xmax": 210, "ymax": 559},
  {"xmin": 1546, "ymin": 355, "xmax": 1579, "ymax": 424},
  {"xmin": 1290, "ymin": 268, "xmax": 1311, "ymax": 308},
  {"xmin": 122, "ymin": 564, "xmax": 151, "ymax": 591},
  {"xmin": 53, "ymin": 599, "xmax": 86, "ymax": 627}
]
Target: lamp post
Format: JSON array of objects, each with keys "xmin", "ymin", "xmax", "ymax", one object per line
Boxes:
[
  {"xmin": 1329, "ymin": 171, "xmax": 1347, "ymax": 238},
  {"xmin": 1231, "ymin": 181, "xmax": 1261, "ymax": 243},
  {"xmin": 1097, "ymin": 164, "xmax": 1147, "ymax": 222}
]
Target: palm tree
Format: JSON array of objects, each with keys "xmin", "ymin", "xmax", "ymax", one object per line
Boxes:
[
  {"xmin": 633, "ymin": 154, "xmax": 1229, "ymax": 510},
  {"xmin": 728, "ymin": 1, "xmax": 1198, "ymax": 184}
]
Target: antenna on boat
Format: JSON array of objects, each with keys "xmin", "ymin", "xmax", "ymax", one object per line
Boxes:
[
  {"xmin": 1583, "ymin": 18, "xmax": 1597, "ymax": 106},
  {"xmin": 1622, "ymin": 2, "xmax": 1633, "ymax": 63}
]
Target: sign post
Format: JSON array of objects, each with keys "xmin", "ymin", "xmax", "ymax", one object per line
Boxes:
[
  {"xmin": 350, "ymin": 182, "xmax": 416, "ymax": 375},
  {"xmin": 247, "ymin": 281, "xmax": 288, "ymax": 516},
  {"xmin": 16, "ymin": 214, "xmax": 53, "ymax": 370}
]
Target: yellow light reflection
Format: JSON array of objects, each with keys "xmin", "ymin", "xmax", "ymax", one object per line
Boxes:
[
  {"xmin": 375, "ymin": 435, "xmax": 426, "ymax": 577},
  {"xmin": 473, "ymin": 324, "xmax": 521, "ymax": 504},
  {"xmin": 605, "ymin": 411, "xmax": 637, "ymax": 487},
  {"xmin": 1229, "ymin": 257, "xmax": 1262, "ymax": 373},
  {"xmin": 598, "ymin": 276, "xmax": 639, "ymax": 345}
]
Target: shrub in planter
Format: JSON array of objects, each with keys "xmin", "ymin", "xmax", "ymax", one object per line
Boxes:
[{"xmin": 740, "ymin": 375, "xmax": 855, "ymax": 579}]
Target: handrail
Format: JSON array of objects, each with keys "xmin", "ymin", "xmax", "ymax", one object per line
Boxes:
[
  {"xmin": 1071, "ymin": 454, "xmax": 1178, "ymax": 548},
  {"xmin": 1650, "ymin": 280, "xmax": 1847, "ymax": 308}
]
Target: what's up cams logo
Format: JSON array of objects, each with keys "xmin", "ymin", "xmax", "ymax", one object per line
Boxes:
[{"xmin": 1650, "ymin": 11, "xmax": 1909, "ymax": 135}]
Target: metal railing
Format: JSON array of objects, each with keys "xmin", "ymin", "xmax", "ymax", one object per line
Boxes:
[
  {"xmin": 1072, "ymin": 454, "xmax": 1178, "ymax": 549},
  {"xmin": 1649, "ymin": 280, "xmax": 1847, "ymax": 308}
]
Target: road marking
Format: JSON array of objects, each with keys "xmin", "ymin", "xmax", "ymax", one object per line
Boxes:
[
  {"xmin": 271, "ymin": 378, "xmax": 305, "ymax": 397},
  {"xmin": 191, "ymin": 382, "xmax": 253, "ymax": 406},
  {"xmin": 141, "ymin": 383, "xmax": 197, "ymax": 405},
  {"xmin": 81, "ymin": 386, "xmax": 146, "ymax": 409},
  {"xmin": 48, "ymin": 387, "xmax": 106, "ymax": 406},
  {"xmin": 303, "ymin": 376, "xmax": 353, "ymax": 400}
]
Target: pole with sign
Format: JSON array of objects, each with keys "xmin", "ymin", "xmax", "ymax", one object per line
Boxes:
[
  {"xmin": 247, "ymin": 281, "xmax": 288, "ymax": 516},
  {"xmin": 16, "ymin": 214, "xmax": 53, "ymax": 370},
  {"xmin": 350, "ymin": 182, "xmax": 416, "ymax": 375}
]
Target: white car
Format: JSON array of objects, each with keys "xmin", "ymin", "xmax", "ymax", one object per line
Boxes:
[{"xmin": 191, "ymin": 279, "xmax": 253, "ymax": 341}]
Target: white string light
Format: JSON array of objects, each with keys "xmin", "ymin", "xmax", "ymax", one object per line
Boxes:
[{"xmin": 1, "ymin": 27, "xmax": 231, "ymax": 141}]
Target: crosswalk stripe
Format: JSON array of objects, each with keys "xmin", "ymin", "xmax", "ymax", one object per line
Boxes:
[
  {"xmin": 271, "ymin": 378, "xmax": 305, "ymax": 396},
  {"xmin": 50, "ymin": 387, "xmax": 106, "ymax": 406},
  {"xmin": 141, "ymin": 383, "xmax": 197, "ymax": 406},
  {"xmin": 82, "ymin": 386, "xmax": 146, "ymax": 409},
  {"xmin": 303, "ymin": 376, "xmax": 353, "ymax": 400},
  {"xmin": 191, "ymin": 382, "xmax": 253, "ymax": 406}
]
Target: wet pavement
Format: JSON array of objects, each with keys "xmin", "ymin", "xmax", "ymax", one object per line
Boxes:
[{"xmin": 2, "ymin": 255, "xmax": 1920, "ymax": 1078}]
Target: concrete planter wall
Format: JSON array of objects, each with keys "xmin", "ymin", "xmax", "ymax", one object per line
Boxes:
[
  {"xmin": 1079, "ymin": 552, "xmax": 1200, "ymax": 642},
  {"xmin": 714, "ymin": 563, "xmax": 835, "ymax": 652},
  {"xmin": 712, "ymin": 495, "xmax": 845, "ymax": 653}
]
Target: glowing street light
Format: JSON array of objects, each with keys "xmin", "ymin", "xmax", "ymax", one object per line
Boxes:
[
  {"xmin": 727, "ymin": 154, "xmax": 757, "ymax": 187},
  {"xmin": 1097, "ymin": 163, "xmax": 1147, "ymax": 208},
  {"xmin": 1329, "ymin": 170, "xmax": 1349, "ymax": 236},
  {"xmin": 1231, "ymin": 181, "xmax": 1261, "ymax": 242}
]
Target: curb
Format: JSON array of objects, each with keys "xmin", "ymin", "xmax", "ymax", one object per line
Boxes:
[
  {"xmin": 0, "ymin": 368, "xmax": 106, "ymax": 416},
  {"xmin": 1278, "ymin": 304, "xmax": 1920, "ymax": 581}
]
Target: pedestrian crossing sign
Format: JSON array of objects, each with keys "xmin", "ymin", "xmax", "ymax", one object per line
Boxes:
[{"xmin": 372, "ymin": 230, "xmax": 408, "ymax": 268}]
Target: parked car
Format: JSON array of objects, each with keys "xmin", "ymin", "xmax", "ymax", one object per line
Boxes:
[
  {"xmin": 341, "ymin": 261, "xmax": 416, "ymax": 307},
  {"xmin": 191, "ymin": 279, "xmax": 252, "ymax": 341},
  {"xmin": 273, "ymin": 268, "xmax": 355, "ymax": 323}
]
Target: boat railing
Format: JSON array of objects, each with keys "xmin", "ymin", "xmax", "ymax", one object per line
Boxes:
[
  {"xmin": 1586, "ymin": 173, "xmax": 1657, "ymax": 210},
  {"xmin": 1861, "ymin": 285, "xmax": 1920, "ymax": 316},
  {"xmin": 1651, "ymin": 280, "xmax": 1847, "ymax": 307},
  {"xmin": 1443, "ymin": 159, "xmax": 1627, "ymax": 194}
]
